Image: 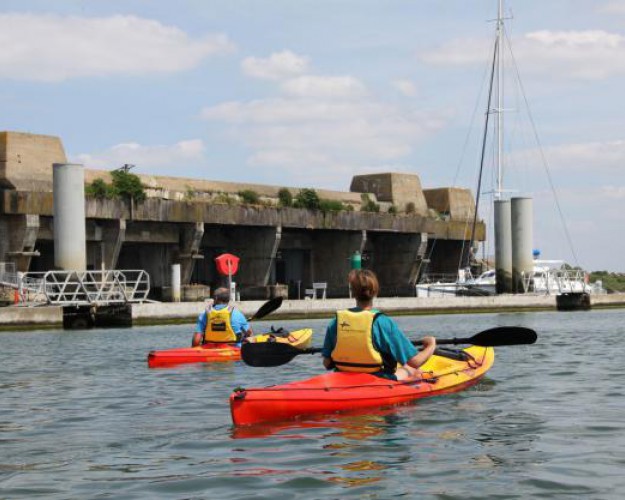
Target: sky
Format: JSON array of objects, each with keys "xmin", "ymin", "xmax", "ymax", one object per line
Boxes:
[{"xmin": 1, "ymin": 0, "xmax": 624, "ymax": 272}]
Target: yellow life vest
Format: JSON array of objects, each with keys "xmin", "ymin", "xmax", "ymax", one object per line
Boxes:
[
  {"xmin": 331, "ymin": 309, "xmax": 385, "ymax": 373},
  {"xmin": 204, "ymin": 305, "xmax": 237, "ymax": 343}
]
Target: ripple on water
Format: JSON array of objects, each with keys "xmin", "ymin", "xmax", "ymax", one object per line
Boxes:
[{"xmin": 1, "ymin": 311, "xmax": 625, "ymax": 498}]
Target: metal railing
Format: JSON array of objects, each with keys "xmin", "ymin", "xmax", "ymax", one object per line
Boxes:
[{"xmin": 4, "ymin": 269, "xmax": 150, "ymax": 305}]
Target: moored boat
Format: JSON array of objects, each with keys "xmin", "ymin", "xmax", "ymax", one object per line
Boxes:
[
  {"xmin": 147, "ymin": 328, "xmax": 313, "ymax": 368},
  {"xmin": 230, "ymin": 345, "xmax": 494, "ymax": 426}
]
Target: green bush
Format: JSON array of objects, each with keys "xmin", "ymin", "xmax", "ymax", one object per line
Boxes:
[
  {"xmin": 110, "ymin": 170, "xmax": 146, "ymax": 203},
  {"xmin": 85, "ymin": 171, "xmax": 145, "ymax": 203},
  {"xmin": 388, "ymin": 205, "xmax": 398, "ymax": 215},
  {"xmin": 214, "ymin": 193, "xmax": 236, "ymax": 205},
  {"xmin": 319, "ymin": 199, "xmax": 345, "ymax": 213},
  {"xmin": 405, "ymin": 202, "xmax": 416, "ymax": 214},
  {"xmin": 85, "ymin": 178, "xmax": 114, "ymax": 199},
  {"xmin": 360, "ymin": 194, "xmax": 380, "ymax": 213},
  {"xmin": 277, "ymin": 188, "xmax": 293, "ymax": 207},
  {"xmin": 238, "ymin": 189, "xmax": 260, "ymax": 204},
  {"xmin": 293, "ymin": 188, "xmax": 321, "ymax": 210}
]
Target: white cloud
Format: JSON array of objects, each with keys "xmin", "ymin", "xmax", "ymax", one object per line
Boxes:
[
  {"xmin": 74, "ymin": 139, "xmax": 206, "ymax": 173},
  {"xmin": 599, "ymin": 1, "xmax": 625, "ymax": 14},
  {"xmin": 392, "ymin": 79, "xmax": 418, "ymax": 97},
  {"xmin": 201, "ymin": 91, "xmax": 447, "ymax": 185},
  {"xmin": 0, "ymin": 13, "xmax": 234, "ymax": 82},
  {"xmin": 420, "ymin": 29, "xmax": 625, "ymax": 80},
  {"xmin": 241, "ymin": 50, "xmax": 309, "ymax": 80},
  {"xmin": 535, "ymin": 140, "xmax": 625, "ymax": 171},
  {"xmin": 602, "ymin": 185, "xmax": 625, "ymax": 198},
  {"xmin": 281, "ymin": 75, "xmax": 368, "ymax": 99}
]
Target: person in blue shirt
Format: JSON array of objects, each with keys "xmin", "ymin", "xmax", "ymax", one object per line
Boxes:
[
  {"xmin": 322, "ymin": 269, "xmax": 436, "ymax": 381},
  {"xmin": 191, "ymin": 287, "xmax": 252, "ymax": 346}
]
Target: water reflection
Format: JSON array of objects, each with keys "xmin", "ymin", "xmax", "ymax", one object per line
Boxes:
[{"xmin": 2, "ymin": 311, "xmax": 625, "ymax": 499}]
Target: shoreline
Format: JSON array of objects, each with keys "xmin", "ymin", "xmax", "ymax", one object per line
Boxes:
[{"xmin": 2, "ymin": 293, "xmax": 625, "ymax": 331}]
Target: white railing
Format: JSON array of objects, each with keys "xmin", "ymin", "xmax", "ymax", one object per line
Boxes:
[
  {"xmin": 17, "ymin": 270, "xmax": 150, "ymax": 305},
  {"xmin": 523, "ymin": 268, "xmax": 594, "ymax": 295}
]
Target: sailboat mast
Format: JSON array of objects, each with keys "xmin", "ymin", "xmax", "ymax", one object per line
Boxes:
[{"xmin": 495, "ymin": 0, "xmax": 504, "ymax": 199}]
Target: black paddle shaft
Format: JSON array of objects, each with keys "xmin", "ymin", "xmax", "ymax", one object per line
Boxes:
[
  {"xmin": 421, "ymin": 326, "xmax": 538, "ymax": 347},
  {"xmin": 241, "ymin": 326, "xmax": 537, "ymax": 367}
]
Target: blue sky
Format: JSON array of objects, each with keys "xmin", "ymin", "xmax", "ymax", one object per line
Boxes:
[{"xmin": 1, "ymin": 1, "xmax": 624, "ymax": 271}]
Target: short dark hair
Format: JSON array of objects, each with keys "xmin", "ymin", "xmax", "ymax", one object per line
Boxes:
[
  {"xmin": 213, "ymin": 287, "xmax": 231, "ymax": 304},
  {"xmin": 348, "ymin": 269, "xmax": 379, "ymax": 302}
]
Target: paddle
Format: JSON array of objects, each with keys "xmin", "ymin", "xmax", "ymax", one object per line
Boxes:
[
  {"xmin": 240, "ymin": 326, "xmax": 537, "ymax": 367},
  {"xmin": 247, "ymin": 296, "xmax": 283, "ymax": 321}
]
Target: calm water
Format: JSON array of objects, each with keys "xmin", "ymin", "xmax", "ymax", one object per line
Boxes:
[{"xmin": 1, "ymin": 309, "xmax": 624, "ymax": 499}]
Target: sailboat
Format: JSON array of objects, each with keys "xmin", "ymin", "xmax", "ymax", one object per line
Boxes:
[{"xmin": 416, "ymin": 0, "xmax": 603, "ymax": 298}]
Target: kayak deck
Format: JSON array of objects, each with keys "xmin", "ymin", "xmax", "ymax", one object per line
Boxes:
[
  {"xmin": 147, "ymin": 328, "xmax": 313, "ymax": 368},
  {"xmin": 230, "ymin": 345, "xmax": 494, "ymax": 426}
]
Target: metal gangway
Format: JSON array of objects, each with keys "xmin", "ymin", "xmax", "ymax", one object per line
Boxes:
[{"xmin": 1, "ymin": 267, "xmax": 150, "ymax": 306}]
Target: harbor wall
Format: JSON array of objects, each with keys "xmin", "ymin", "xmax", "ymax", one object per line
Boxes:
[{"xmin": 3, "ymin": 293, "xmax": 625, "ymax": 329}]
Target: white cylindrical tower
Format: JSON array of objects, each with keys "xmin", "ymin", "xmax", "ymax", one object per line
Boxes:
[
  {"xmin": 511, "ymin": 197, "xmax": 533, "ymax": 294},
  {"xmin": 494, "ymin": 199, "xmax": 512, "ymax": 294},
  {"xmin": 53, "ymin": 163, "xmax": 86, "ymax": 271},
  {"xmin": 171, "ymin": 264, "xmax": 181, "ymax": 303}
]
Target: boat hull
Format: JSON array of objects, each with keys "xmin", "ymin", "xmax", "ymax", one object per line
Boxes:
[
  {"xmin": 148, "ymin": 329, "xmax": 313, "ymax": 368},
  {"xmin": 230, "ymin": 345, "xmax": 494, "ymax": 425}
]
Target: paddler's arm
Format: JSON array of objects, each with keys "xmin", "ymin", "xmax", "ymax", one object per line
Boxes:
[
  {"xmin": 231, "ymin": 308, "xmax": 253, "ymax": 338},
  {"xmin": 406, "ymin": 336, "xmax": 437, "ymax": 369},
  {"xmin": 191, "ymin": 311, "xmax": 207, "ymax": 346},
  {"xmin": 321, "ymin": 318, "xmax": 338, "ymax": 370}
]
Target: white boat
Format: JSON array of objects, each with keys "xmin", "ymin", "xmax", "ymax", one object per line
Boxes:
[
  {"xmin": 417, "ymin": 259, "xmax": 605, "ymax": 297},
  {"xmin": 525, "ymin": 259, "xmax": 605, "ymax": 295},
  {"xmin": 416, "ymin": 268, "xmax": 495, "ymax": 297}
]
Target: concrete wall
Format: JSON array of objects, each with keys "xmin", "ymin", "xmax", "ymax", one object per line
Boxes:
[
  {"xmin": 0, "ymin": 131, "xmax": 487, "ymax": 299},
  {"xmin": 350, "ymin": 172, "xmax": 429, "ymax": 215},
  {"xmin": 366, "ymin": 232, "xmax": 425, "ymax": 296},
  {"xmin": 423, "ymin": 187, "xmax": 476, "ymax": 221},
  {"xmin": 0, "ymin": 132, "xmax": 67, "ymax": 191}
]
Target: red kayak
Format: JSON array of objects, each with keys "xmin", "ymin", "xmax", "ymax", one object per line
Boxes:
[
  {"xmin": 230, "ymin": 346, "xmax": 494, "ymax": 426},
  {"xmin": 147, "ymin": 343, "xmax": 241, "ymax": 368},
  {"xmin": 147, "ymin": 329, "xmax": 313, "ymax": 368}
]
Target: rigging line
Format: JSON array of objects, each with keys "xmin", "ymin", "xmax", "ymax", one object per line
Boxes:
[
  {"xmin": 425, "ymin": 37, "xmax": 496, "ymax": 275},
  {"xmin": 468, "ymin": 35, "xmax": 499, "ymax": 265},
  {"xmin": 454, "ymin": 44, "xmax": 495, "ymax": 272},
  {"xmin": 504, "ymin": 31, "xmax": 581, "ymax": 268}
]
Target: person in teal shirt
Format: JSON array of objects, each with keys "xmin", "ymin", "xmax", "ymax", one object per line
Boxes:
[{"xmin": 322, "ymin": 269, "xmax": 436, "ymax": 381}]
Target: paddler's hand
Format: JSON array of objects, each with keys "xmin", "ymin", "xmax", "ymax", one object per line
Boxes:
[{"xmin": 421, "ymin": 336, "xmax": 436, "ymax": 349}]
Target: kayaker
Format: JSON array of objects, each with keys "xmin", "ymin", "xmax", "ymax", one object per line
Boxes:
[
  {"xmin": 191, "ymin": 287, "xmax": 253, "ymax": 346},
  {"xmin": 322, "ymin": 269, "xmax": 436, "ymax": 381}
]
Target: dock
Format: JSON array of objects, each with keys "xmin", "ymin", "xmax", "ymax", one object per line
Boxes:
[{"xmin": 2, "ymin": 293, "xmax": 625, "ymax": 330}]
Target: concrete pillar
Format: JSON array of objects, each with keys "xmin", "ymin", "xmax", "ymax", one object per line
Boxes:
[
  {"xmin": 171, "ymin": 264, "xmax": 181, "ymax": 302},
  {"xmin": 263, "ymin": 226, "xmax": 282, "ymax": 285},
  {"xmin": 511, "ymin": 197, "xmax": 533, "ymax": 294},
  {"xmin": 53, "ymin": 163, "xmax": 86, "ymax": 270},
  {"xmin": 0, "ymin": 214, "xmax": 41, "ymax": 272},
  {"xmin": 179, "ymin": 222, "xmax": 204, "ymax": 284},
  {"xmin": 494, "ymin": 199, "xmax": 512, "ymax": 294},
  {"xmin": 101, "ymin": 219, "xmax": 126, "ymax": 270},
  {"xmin": 408, "ymin": 232, "xmax": 428, "ymax": 286}
]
